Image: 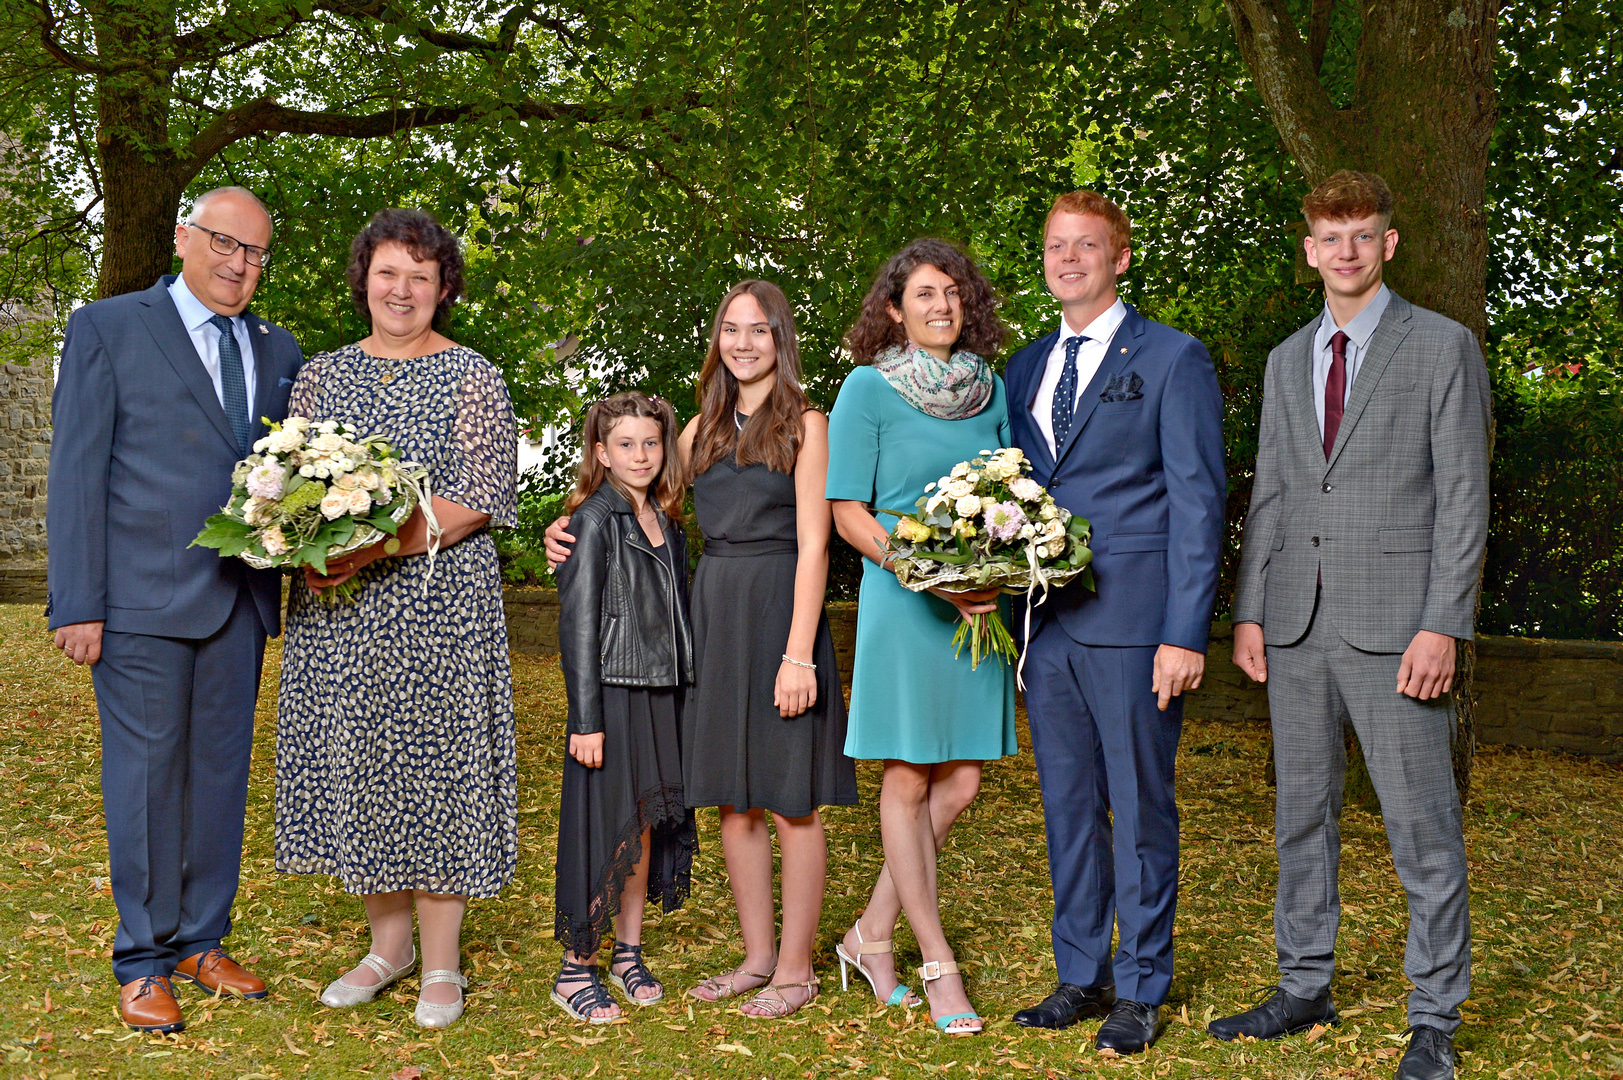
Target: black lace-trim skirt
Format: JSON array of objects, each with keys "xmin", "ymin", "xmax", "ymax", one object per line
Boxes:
[{"xmin": 555, "ymin": 685, "xmax": 696, "ymax": 957}]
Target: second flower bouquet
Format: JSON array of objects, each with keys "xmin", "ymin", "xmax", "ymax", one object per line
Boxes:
[
  {"xmin": 191, "ymin": 416, "xmax": 433, "ymax": 601},
  {"xmin": 882, "ymin": 447, "xmax": 1093, "ymax": 671}
]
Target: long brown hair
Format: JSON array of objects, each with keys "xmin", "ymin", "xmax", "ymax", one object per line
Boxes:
[
  {"xmin": 688, "ymin": 279, "xmax": 808, "ymax": 479},
  {"xmin": 565, "ymin": 392, "xmax": 686, "ymax": 523},
  {"xmin": 844, "ymin": 238, "xmax": 1006, "ymax": 364}
]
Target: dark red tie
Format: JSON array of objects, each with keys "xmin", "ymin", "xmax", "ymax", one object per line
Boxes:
[{"xmin": 1323, "ymin": 330, "xmax": 1349, "ymax": 459}]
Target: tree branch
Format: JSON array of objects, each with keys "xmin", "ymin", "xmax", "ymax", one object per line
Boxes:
[
  {"xmin": 29, "ymin": 0, "xmax": 105, "ymax": 74},
  {"xmin": 171, "ymin": 0, "xmax": 387, "ymax": 66},
  {"xmin": 1306, "ymin": 0, "xmax": 1334, "ymax": 75},
  {"xmin": 170, "ymin": 0, "xmax": 557, "ymax": 68},
  {"xmin": 1222, "ymin": 0, "xmax": 1348, "ymax": 183},
  {"xmin": 182, "ymin": 92, "xmax": 701, "ymax": 182}
]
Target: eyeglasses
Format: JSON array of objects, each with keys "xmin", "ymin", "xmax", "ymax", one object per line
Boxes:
[{"xmin": 185, "ymin": 223, "xmax": 272, "ymax": 268}]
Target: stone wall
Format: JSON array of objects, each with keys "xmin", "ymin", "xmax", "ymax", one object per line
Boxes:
[
  {"xmin": 1473, "ymin": 636, "xmax": 1623, "ymax": 761},
  {"xmin": 0, "ymin": 361, "xmax": 50, "ymax": 562},
  {"xmin": 502, "ymin": 594, "xmax": 1622, "ymax": 762}
]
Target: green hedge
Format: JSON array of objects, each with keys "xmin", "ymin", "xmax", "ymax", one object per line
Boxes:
[{"xmin": 1479, "ymin": 361, "xmax": 1623, "ymax": 639}]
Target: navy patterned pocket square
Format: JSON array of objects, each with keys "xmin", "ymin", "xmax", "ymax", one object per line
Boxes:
[{"xmin": 1100, "ymin": 372, "xmax": 1144, "ymax": 402}]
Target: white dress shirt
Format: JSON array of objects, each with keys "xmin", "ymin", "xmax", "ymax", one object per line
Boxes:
[
  {"xmin": 1311, "ymin": 284, "xmax": 1389, "ymax": 439},
  {"xmin": 168, "ymin": 275, "xmax": 257, "ymax": 411},
  {"xmin": 1032, "ymin": 298, "xmax": 1127, "ymax": 456}
]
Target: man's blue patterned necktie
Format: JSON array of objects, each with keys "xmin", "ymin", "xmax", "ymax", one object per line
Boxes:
[
  {"xmin": 1051, "ymin": 334, "xmax": 1088, "ymax": 448},
  {"xmin": 209, "ymin": 313, "xmax": 251, "ymax": 456}
]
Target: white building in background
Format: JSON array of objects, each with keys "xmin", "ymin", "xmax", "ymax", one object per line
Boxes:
[
  {"xmin": 514, "ymin": 333, "xmax": 580, "ymax": 481},
  {"xmin": 516, "ymin": 425, "xmax": 558, "ymax": 476}
]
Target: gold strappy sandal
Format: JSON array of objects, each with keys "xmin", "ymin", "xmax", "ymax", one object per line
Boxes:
[
  {"xmin": 687, "ymin": 964, "xmax": 776, "ymax": 1002},
  {"xmin": 740, "ymin": 976, "xmax": 820, "ymax": 1019}
]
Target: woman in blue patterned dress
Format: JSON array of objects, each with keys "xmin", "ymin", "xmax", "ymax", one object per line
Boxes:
[
  {"xmin": 276, "ymin": 209, "xmax": 518, "ymax": 1030},
  {"xmin": 825, "ymin": 239, "xmax": 1017, "ymax": 1036}
]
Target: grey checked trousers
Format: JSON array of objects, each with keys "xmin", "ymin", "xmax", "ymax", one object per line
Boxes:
[{"xmin": 1265, "ymin": 597, "xmax": 1471, "ymax": 1033}]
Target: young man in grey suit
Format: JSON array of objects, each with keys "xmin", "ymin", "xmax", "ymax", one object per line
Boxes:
[
  {"xmin": 47, "ymin": 187, "xmax": 303, "ymax": 1032},
  {"xmin": 1210, "ymin": 171, "xmax": 1491, "ymax": 1080}
]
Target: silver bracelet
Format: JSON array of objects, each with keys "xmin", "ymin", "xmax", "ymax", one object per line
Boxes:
[{"xmin": 781, "ymin": 654, "xmax": 817, "ymax": 671}]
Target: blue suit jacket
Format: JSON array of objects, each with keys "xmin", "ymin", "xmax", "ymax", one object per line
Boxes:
[
  {"xmin": 1004, "ymin": 304, "xmax": 1226, "ymax": 652},
  {"xmin": 47, "ymin": 276, "xmax": 304, "ymax": 638}
]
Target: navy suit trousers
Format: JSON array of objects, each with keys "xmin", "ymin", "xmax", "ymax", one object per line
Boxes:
[
  {"xmin": 1021, "ymin": 619, "xmax": 1182, "ymax": 1005},
  {"xmin": 94, "ymin": 588, "xmax": 265, "ymax": 982}
]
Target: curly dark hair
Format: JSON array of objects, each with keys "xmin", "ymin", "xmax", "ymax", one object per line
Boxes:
[
  {"xmin": 346, "ymin": 208, "xmax": 465, "ymax": 329},
  {"xmin": 844, "ymin": 238, "xmax": 1006, "ymax": 363}
]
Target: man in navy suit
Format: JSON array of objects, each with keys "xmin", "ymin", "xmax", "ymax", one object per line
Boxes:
[
  {"xmin": 47, "ymin": 187, "xmax": 303, "ymax": 1032},
  {"xmin": 1005, "ymin": 191, "xmax": 1226, "ymax": 1054}
]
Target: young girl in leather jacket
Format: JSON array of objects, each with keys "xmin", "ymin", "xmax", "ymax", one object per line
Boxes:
[{"xmin": 551, "ymin": 392, "xmax": 697, "ymax": 1022}]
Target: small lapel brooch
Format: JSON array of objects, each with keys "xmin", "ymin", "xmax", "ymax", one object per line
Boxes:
[
  {"xmin": 1100, "ymin": 372, "xmax": 1144, "ymax": 403},
  {"xmin": 258, "ymin": 324, "xmax": 269, "ymax": 334}
]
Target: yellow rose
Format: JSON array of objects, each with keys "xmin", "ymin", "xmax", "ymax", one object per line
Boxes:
[{"xmin": 896, "ymin": 517, "xmax": 933, "ymax": 543}]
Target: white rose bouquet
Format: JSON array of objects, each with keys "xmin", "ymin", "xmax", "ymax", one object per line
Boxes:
[
  {"xmin": 882, "ymin": 447, "xmax": 1093, "ymax": 672},
  {"xmin": 191, "ymin": 416, "xmax": 434, "ymax": 601}
]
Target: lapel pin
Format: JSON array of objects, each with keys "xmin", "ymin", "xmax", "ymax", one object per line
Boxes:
[
  {"xmin": 1120, "ymin": 347, "xmax": 1127, "ymax": 353},
  {"xmin": 258, "ymin": 324, "xmax": 269, "ymax": 334}
]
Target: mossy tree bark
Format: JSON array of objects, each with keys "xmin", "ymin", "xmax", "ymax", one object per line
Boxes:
[{"xmin": 1224, "ymin": 0, "xmax": 1498, "ymax": 805}]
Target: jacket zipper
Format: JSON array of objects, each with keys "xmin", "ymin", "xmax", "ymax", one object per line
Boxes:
[{"xmin": 626, "ymin": 524, "xmax": 680, "ymax": 678}]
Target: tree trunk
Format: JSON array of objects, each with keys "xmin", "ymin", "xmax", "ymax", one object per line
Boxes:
[
  {"xmin": 92, "ymin": 6, "xmax": 188, "ymax": 299},
  {"xmin": 1225, "ymin": 0, "xmax": 1499, "ymax": 804}
]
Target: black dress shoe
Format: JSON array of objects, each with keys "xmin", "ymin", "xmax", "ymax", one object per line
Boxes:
[
  {"xmin": 1396, "ymin": 1026, "xmax": 1456, "ymax": 1080},
  {"xmin": 1095, "ymin": 999, "xmax": 1159, "ymax": 1054},
  {"xmin": 1012, "ymin": 982, "xmax": 1116, "ymax": 1029},
  {"xmin": 1207, "ymin": 985, "xmax": 1337, "ymax": 1041}
]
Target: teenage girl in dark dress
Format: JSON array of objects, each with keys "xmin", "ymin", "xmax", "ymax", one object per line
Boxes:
[{"xmin": 679, "ymin": 281, "xmax": 856, "ymax": 1019}]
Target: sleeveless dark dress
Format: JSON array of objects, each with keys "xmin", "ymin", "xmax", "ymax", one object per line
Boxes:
[
  {"xmin": 684, "ymin": 452, "xmax": 857, "ymax": 818},
  {"xmin": 555, "ymin": 533, "xmax": 695, "ymax": 956}
]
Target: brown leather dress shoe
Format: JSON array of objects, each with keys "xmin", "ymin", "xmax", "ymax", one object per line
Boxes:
[
  {"xmin": 173, "ymin": 947, "xmax": 268, "ymax": 999},
  {"xmin": 120, "ymin": 975, "xmax": 185, "ymax": 1033}
]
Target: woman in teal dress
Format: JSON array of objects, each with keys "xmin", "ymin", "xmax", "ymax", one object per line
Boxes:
[{"xmin": 825, "ymin": 239, "xmax": 1016, "ymax": 1036}]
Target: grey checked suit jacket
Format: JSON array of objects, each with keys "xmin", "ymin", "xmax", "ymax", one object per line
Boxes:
[{"xmin": 1231, "ymin": 292, "xmax": 1492, "ymax": 653}]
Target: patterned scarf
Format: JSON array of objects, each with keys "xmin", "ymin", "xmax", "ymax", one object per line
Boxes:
[{"xmin": 871, "ymin": 342, "xmax": 993, "ymax": 420}]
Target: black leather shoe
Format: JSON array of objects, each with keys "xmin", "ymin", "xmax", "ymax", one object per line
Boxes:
[
  {"xmin": 1396, "ymin": 1026, "xmax": 1456, "ymax": 1080},
  {"xmin": 1012, "ymin": 982, "xmax": 1116, "ymax": 1029},
  {"xmin": 1207, "ymin": 985, "xmax": 1336, "ymax": 1041},
  {"xmin": 1095, "ymin": 999, "xmax": 1159, "ymax": 1054}
]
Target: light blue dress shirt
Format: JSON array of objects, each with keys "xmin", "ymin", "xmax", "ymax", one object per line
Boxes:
[
  {"xmin": 1311, "ymin": 284, "xmax": 1389, "ymax": 440},
  {"xmin": 168, "ymin": 275, "xmax": 257, "ymax": 412}
]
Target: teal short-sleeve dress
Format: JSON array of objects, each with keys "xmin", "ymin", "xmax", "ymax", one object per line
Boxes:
[{"xmin": 825, "ymin": 365, "xmax": 1018, "ymax": 764}]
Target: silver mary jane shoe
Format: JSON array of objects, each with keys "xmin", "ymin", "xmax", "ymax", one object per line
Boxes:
[
  {"xmin": 414, "ymin": 969, "xmax": 468, "ymax": 1029},
  {"xmin": 319, "ymin": 948, "xmax": 417, "ymax": 1008}
]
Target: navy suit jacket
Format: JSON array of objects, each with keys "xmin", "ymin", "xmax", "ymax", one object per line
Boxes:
[
  {"xmin": 47, "ymin": 276, "xmax": 304, "ymax": 638},
  {"xmin": 1005, "ymin": 304, "xmax": 1226, "ymax": 652}
]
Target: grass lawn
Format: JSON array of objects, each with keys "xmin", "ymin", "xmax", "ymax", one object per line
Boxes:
[{"xmin": 0, "ymin": 602, "xmax": 1618, "ymax": 1079}]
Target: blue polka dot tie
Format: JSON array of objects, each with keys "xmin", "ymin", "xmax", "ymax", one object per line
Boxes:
[
  {"xmin": 1051, "ymin": 334, "xmax": 1088, "ymax": 448},
  {"xmin": 209, "ymin": 313, "xmax": 251, "ymax": 456}
]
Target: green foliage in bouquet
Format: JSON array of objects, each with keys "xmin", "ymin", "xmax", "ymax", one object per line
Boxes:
[
  {"xmin": 882, "ymin": 448, "xmax": 1093, "ymax": 669},
  {"xmin": 191, "ymin": 417, "xmax": 427, "ymax": 601}
]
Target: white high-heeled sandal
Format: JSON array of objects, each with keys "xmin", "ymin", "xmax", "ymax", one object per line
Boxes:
[
  {"xmin": 414, "ymin": 969, "xmax": 467, "ymax": 1029},
  {"xmin": 319, "ymin": 948, "xmax": 417, "ymax": 1008},
  {"xmin": 835, "ymin": 922, "xmax": 919, "ymax": 1008}
]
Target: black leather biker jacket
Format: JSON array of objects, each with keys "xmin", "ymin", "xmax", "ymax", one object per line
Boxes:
[{"xmin": 556, "ymin": 485, "xmax": 693, "ymax": 736}]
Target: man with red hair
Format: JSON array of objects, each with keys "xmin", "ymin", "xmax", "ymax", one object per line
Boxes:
[
  {"xmin": 1004, "ymin": 190, "xmax": 1226, "ymax": 1055},
  {"xmin": 1214, "ymin": 170, "xmax": 1490, "ymax": 1080}
]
